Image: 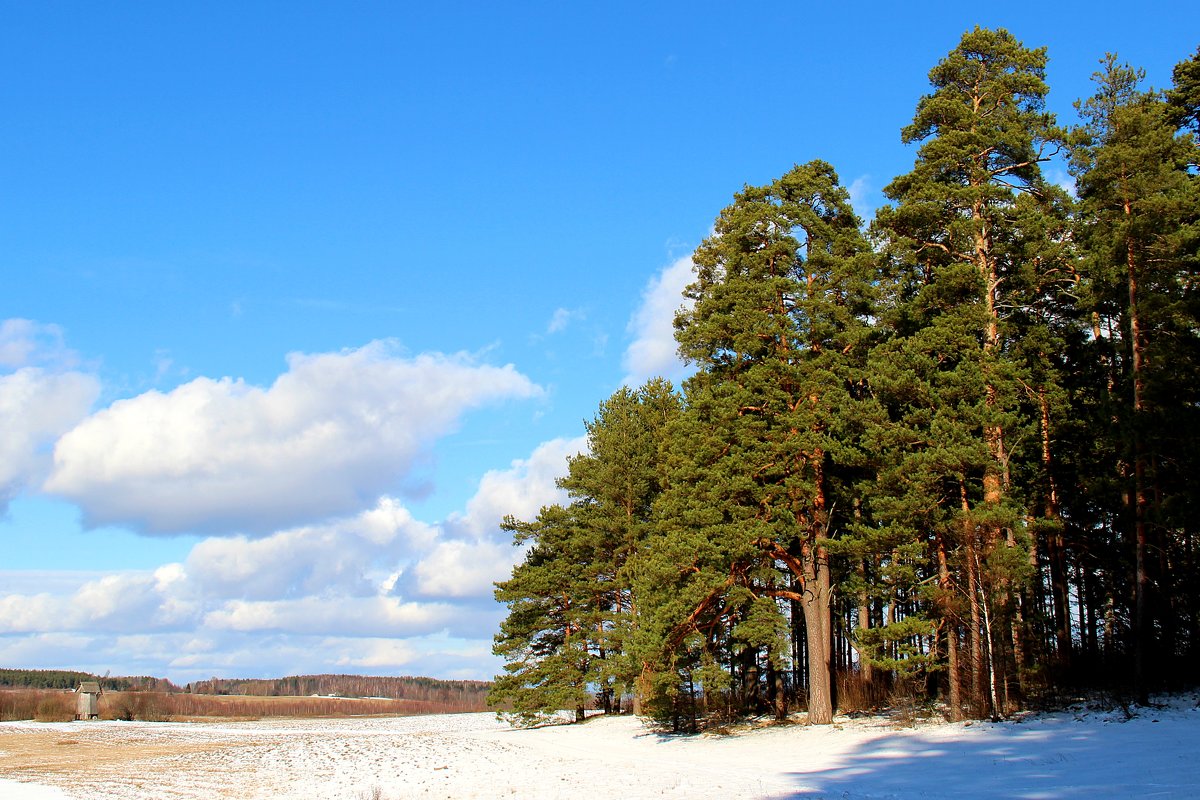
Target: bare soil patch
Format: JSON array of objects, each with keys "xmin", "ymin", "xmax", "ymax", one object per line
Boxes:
[{"xmin": 0, "ymin": 726, "xmax": 245, "ymax": 775}]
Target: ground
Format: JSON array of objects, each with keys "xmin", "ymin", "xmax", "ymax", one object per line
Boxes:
[{"xmin": 1, "ymin": 697, "xmax": 1196, "ymax": 799}]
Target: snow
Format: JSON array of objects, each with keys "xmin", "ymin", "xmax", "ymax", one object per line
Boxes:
[{"xmin": 1, "ymin": 695, "xmax": 1196, "ymax": 799}]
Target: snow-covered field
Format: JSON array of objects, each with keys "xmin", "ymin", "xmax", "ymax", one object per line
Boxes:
[{"xmin": 1, "ymin": 696, "xmax": 1196, "ymax": 799}]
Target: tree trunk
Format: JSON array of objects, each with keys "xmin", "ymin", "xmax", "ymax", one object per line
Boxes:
[
  {"xmin": 974, "ymin": 200, "xmax": 1011, "ymax": 514},
  {"xmin": 801, "ymin": 541, "xmax": 834, "ymax": 724},
  {"xmin": 791, "ymin": 593, "xmax": 805, "ymax": 705},
  {"xmin": 857, "ymin": 564, "xmax": 874, "ymax": 687},
  {"xmin": 1049, "ymin": 529, "xmax": 1073, "ymax": 670},
  {"xmin": 1077, "ymin": 554, "xmax": 1097, "ymax": 668},
  {"xmin": 1008, "ymin": 527, "xmax": 1027, "ymax": 705},
  {"xmin": 768, "ymin": 659, "xmax": 787, "ymax": 720},
  {"xmin": 976, "ymin": 551, "xmax": 1001, "ymax": 721},
  {"xmin": 1039, "ymin": 388, "xmax": 1073, "ymax": 670},
  {"xmin": 852, "ymin": 496, "xmax": 875, "ymax": 696},
  {"xmin": 937, "ymin": 528, "xmax": 963, "ymax": 721},
  {"xmin": 1126, "ymin": 216, "xmax": 1151, "ymax": 704},
  {"xmin": 962, "ymin": 481, "xmax": 986, "ymax": 717},
  {"xmin": 742, "ymin": 645, "xmax": 760, "ymax": 714}
]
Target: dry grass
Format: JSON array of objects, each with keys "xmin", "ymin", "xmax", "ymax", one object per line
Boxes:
[
  {"xmin": 0, "ymin": 687, "xmax": 469, "ymax": 722},
  {"xmin": 0, "ymin": 690, "xmax": 75, "ymax": 722},
  {"xmin": 136, "ymin": 691, "xmax": 447, "ymax": 720},
  {"xmin": 0, "ymin": 724, "xmax": 247, "ymax": 779}
]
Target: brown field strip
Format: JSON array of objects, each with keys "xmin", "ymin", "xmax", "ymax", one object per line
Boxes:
[{"xmin": 0, "ymin": 726, "xmax": 247, "ymax": 777}]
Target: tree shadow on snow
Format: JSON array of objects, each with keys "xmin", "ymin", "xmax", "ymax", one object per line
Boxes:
[{"xmin": 773, "ymin": 715, "xmax": 1190, "ymax": 799}]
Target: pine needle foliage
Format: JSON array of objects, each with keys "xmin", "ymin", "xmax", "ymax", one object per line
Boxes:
[{"xmin": 491, "ymin": 30, "xmax": 1200, "ymax": 728}]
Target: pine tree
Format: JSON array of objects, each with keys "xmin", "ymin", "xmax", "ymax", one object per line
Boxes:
[
  {"xmin": 490, "ymin": 32, "xmax": 1200, "ymax": 727},
  {"xmin": 491, "ymin": 505, "xmax": 597, "ymax": 725},
  {"xmin": 556, "ymin": 379, "xmax": 681, "ymax": 711},
  {"xmin": 634, "ymin": 161, "xmax": 875, "ymax": 725},
  {"xmin": 872, "ymin": 27, "xmax": 1070, "ymax": 718},
  {"xmin": 1167, "ymin": 47, "xmax": 1200, "ymax": 137},
  {"xmin": 491, "ymin": 382, "xmax": 680, "ymax": 723},
  {"xmin": 1070, "ymin": 54, "xmax": 1200, "ymax": 700}
]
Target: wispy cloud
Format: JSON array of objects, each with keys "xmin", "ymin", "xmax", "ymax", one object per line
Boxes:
[
  {"xmin": 621, "ymin": 255, "xmax": 696, "ymax": 388},
  {"xmin": 1045, "ymin": 167, "xmax": 1077, "ymax": 199},
  {"xmin": 546, "ymin": 307, "xmax": 585, "ymax": 335},
  {"xmin": 0, "ymin": 318, "xmax": 82, "ymax": 370},
  {"xmin": 847, "ymin": 175, "xmax": 875, "ymax": 222}
]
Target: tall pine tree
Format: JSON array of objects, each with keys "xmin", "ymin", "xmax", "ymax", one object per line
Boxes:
[
  {"xmin": 1070, "ymin": 54, "xmax": 1200, "ymax": 700},
  {"xmin": 491, "ymin": 381, "xmax": 680, "ymax": 723},
  {"xmin": 635, "ymin": 161, "xmax": 876, "ymax": 725},
  {"xmin": 872, "ymin": 27, "xmax": 1070, "ymax": 718}
]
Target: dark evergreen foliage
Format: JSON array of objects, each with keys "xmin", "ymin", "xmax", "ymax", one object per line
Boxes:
[
  {"xmin": 0, "ymin": 668, "xmax": 178, "ymax": 692},
  {"xmin": 1069, "ymin": 53, "xmax": 1200, "ymax": 700},
  {"xmin": 491, "ymin": 30, "xmax": 1200, "ymax": 728},
  {"xmin": 183, "ymin": 673, "xmax": 489, "ymax": 704},
  {"xmin": 490, "ymin": 381, "xmax": 680, "ymax": 725}
]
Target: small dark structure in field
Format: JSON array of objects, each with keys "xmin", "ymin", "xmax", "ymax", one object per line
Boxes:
[{"xmin": 75, "ymin": 681, "xmax": 102, "ymax": 720}]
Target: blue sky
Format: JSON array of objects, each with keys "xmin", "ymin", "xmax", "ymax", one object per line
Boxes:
[{"xmin": 2, "ymin": 2, "xmax": 1195, "ymax": 683}]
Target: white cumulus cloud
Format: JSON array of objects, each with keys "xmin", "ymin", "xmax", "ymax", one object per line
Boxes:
[
  {"xmin": 44, "ymin": 341, "xmax": 542, "ymax": 535},
  {"xmin": 621, "ymin": 255, "xmax": 695, "ymax": 387},
  {"xmin": 0, "ymin": 433, "xmax": 579, "ymax": 680},
  {"xmin": 454, "ymin": 435, "xmax": 585, "ymax": 538},
  {"xmin": 0, "ymin": 571, "xmax": 197, "ymax": 634},
  {"xmin": 334, "ymin": 638, "xmax": 418, "ymax": 669},
  {"xmin": 0, "ymin": 369, "xmax": 100, "ymax": 508},
  {"xmin": 413, "ymin": 538, "xmax": 514, "ymax": 599},
  {"xmin": 185, "ymin": 497, "xmax": 436, "ymax": 600},
  {"xmin": 393, "ymin": 435, "xmax": 585, "ymax": 601},
  {"xmin": 0, "ymin": 319, "xmax": 100, "ymax": 511},
  {"xmin": 204, "ymin": 595, "xmax": 456, "ymax": 637}
]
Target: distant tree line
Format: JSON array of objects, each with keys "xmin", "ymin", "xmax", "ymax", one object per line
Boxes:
[
  {"xmin": 0, "ymin": 668, "xmax": 178, "ymax": 693},
  {"xmin": 490, "ymin": 28, "xmax": 1200, "ymax": 729},
  {"xmin": 0, "ymin": 669, "xmax": 491, "ymax": 712},
  {"xmin": 0, "ymin": 687, "xmax": 487, "ymax": 722},
  {"xmin": 185, "ymin": 673, "xmax": 491, "ymax": 706}
]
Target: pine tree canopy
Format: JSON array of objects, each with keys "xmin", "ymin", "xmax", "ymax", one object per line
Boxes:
[{"xmin": 491, "ymin": 30, "xmax": 1200, "ymax": 729}]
